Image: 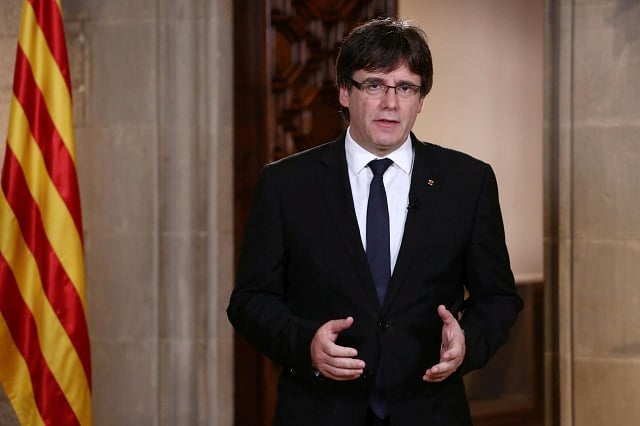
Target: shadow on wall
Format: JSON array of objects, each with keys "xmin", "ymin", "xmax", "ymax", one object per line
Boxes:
[{"xmin": 611, "ymin": 0, "xmax": 640, "ymax": 55}]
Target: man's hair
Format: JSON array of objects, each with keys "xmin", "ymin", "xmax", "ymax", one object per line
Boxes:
[{"xmin": 336, "ymin": 18, "xmax": 433, "ymax": 98}]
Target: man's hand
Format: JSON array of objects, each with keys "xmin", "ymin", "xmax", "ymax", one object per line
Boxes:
[
  {"xmin": 423, "ymin": 305, "xmax": 466, "ymax": 382},
  {"xmin": 310, "ymin": 316, "xmax": 365, "ymax": 381}
]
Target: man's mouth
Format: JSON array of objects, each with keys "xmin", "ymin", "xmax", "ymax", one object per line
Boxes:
[{"xmin": 375, "ymin": 118, "xmax": 399, "ymax": 126}]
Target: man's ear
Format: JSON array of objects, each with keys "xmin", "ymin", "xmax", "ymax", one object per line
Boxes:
[
  {"xmin": 417, "ymin": 95, "xmax": 425, "ymax": 113},
  {"xmin": 338, "ymin": 86, "xmax": 350, "ymax": 108}
]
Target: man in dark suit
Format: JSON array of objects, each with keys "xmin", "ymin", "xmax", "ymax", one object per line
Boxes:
[{"xmin": 227, "ymin": 18, "xmax": 523, "ymax": 426}]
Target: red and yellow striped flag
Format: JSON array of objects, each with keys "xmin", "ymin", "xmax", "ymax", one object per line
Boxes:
[{"xmin": 0, "ymin": 0, "xmax": 92, "ymax": 425}]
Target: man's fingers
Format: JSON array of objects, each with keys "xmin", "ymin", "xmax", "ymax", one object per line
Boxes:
[
  {"xmin": 317, "ymin": 318, "xmax": 358, "ymax": 357},
  {"xmin": 317, "ymin": 342, "xmax": 365, "ymax": 373},
  {"xmin": 323, "ymin": 354, "xmax": 366, "ymax": 370},
  {"xmin": 326, "ymin": 316, "xmax": 355, "ymax": 333},
  {"xmin": 437, "ymin": 305, "xmax": 455, "ymax": 323},
  {"xmin": 423, "ymin": 344, "xmax": 464, "ymax": 382},
  {"xmin": 323, "ymin": 366, "xmax": 364, "ymax": 381},
  {"xmin": 423, "ymin": 361, "xmax": 455, "ymax": 382},
  {"xmin": 316, "ymin": 352, "xmax": 365, "ymax": 380},
  {"xmin": 323, "ymin": 341, "xmax": 359, "ymax": 358},
  {"xmin": 311, "ymin": 317, "xmax": 366, "ymax": 381}
]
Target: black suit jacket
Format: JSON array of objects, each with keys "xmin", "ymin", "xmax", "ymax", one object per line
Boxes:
[{"xmin": 227, "ymin": 133, "xmax": 523, "ymax": 426}]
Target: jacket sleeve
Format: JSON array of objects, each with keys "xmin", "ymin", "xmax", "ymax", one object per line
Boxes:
[
  {"xmin": 226, "ymin": 165, "xmax": 322, "ymax": 375},
  {"xmin": 458, "ymin": 164, "xmax": 524, "ymax": 375}
]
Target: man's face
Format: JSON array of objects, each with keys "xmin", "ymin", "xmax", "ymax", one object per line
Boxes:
[{"xmin": 339, "ymin": 63, "xmax": 425, "ymax": 156}]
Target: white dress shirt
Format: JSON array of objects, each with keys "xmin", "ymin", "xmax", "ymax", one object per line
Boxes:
[{"xmin": 344, "ymin": 127, "xmax": 414, "ymax": 273}]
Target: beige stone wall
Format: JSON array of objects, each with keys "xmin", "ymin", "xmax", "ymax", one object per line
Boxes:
[
  {"xmin": 0, "ymin": 1, "xmax": 234, "ymax": 425},
  {"xmin": 547, "ymin": 0, "xmax": 640, "ymax": 425}
]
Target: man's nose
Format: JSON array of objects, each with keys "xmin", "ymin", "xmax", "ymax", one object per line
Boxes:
[{"xmin": 380, "ymin": 87, "xmax": 399, "ymax": 107}]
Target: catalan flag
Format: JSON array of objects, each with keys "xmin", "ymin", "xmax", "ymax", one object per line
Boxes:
[{"xmin": 0, "ymin": 0, "xmax": 92, "ymax": 425}]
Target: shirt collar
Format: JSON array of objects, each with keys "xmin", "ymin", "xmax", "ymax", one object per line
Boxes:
[{"xmin": 345, "ymin": 127, "xmax": 414, "ymax": 176}]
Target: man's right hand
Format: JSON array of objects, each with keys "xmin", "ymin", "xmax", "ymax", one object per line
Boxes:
[{"xmin": 310, "ymin": 316, "xmax": 365, "ymax": 381}]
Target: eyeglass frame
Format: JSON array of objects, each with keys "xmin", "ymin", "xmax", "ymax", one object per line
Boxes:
[{"xmin": 349, "ymin": 78, "xmax": 423, "ymax": 99}]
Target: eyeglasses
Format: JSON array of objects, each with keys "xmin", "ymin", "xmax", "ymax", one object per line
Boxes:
[{"xmin": 350, "ymin": 79, "xmax": 422, "ymax": 99}]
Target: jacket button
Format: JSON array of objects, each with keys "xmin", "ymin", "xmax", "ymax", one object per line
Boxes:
[{"xmin": 377, "ymin": 321, "xmax": 389, "ymax": 330}]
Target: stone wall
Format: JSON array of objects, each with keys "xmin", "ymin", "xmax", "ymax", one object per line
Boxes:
[
  {"xmin": 546, "ymin": 0, "xmax": 640, "ymax": 425},
  {"xmin": 0, "ymin": 0, "xmax": 234, "ymax": 425}
]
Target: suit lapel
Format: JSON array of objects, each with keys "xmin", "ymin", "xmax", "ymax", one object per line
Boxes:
[
  {"xmin": 382, "ymin": 136, "xmax": 442, "ymax": 312},
  {"xmin": 317, "ymin": 135, "xmax": 381, "ymax": 308}
]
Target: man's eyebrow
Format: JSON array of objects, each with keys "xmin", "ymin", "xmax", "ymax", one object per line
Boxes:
[
  {"xmin": 395, "ymin": 80, "xmax": 420, "ymax": 86},
  {"xmin": 361, "ymin": 77, "xmax": 385, "ymax": 83},
  {"xmin": 361, "ymin": 77, "xmax": 420, "ymax": 86}
]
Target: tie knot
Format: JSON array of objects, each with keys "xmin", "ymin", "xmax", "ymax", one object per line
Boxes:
[{"xmin": 368, "ymin": 158, "xmax": 393, "ymax": 176}]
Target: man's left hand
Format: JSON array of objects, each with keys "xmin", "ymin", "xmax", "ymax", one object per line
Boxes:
[{"xmin": 423, "ymin": 304, "xmax": 465, "ymax": 382}]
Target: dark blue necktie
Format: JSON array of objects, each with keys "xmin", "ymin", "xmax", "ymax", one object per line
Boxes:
[
  {"xmin": 366, "ymin": 158, "xmax": 393, "ymax": 420},
  {"xmin": 366, "ymin": 158, "xmax": 393, "ymax": 305}
]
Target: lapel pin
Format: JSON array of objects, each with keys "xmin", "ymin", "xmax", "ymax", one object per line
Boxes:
[{"xmin": 427, "ymin": 179, "xmax": 435, "ymax": 186}]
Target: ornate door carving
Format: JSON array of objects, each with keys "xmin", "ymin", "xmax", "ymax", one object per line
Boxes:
[{"xmin": 270, "ymin": 0, "xmax": 398, "ymax": 159}]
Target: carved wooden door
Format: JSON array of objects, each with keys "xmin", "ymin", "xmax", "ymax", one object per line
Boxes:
[{"xmin": 233, "ymin": 1, "xmax": 397, "ymax": 425}]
